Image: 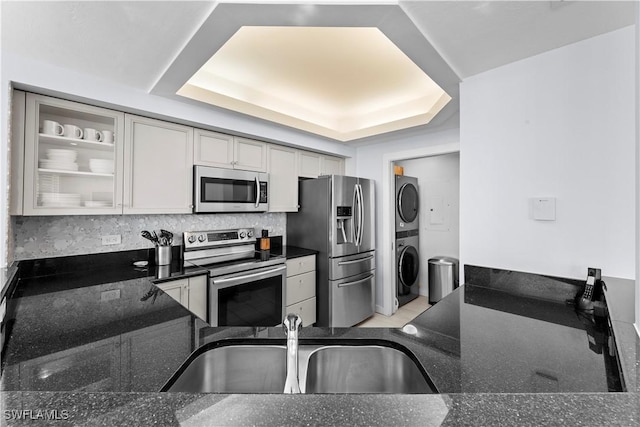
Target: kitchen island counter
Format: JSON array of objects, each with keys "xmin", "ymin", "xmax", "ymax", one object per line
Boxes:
[{"xmin": 1, "ymin": 256, "xmax": 638, "ymax": 425}]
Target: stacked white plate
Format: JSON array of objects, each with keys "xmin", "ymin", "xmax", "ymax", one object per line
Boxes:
[
  {"xmin": 40, "ymin": 149, "xmax": 78, "ymax": 171},
  {"xmin": 40, "ymin": 192, "xmax": 81, "ymax": 207},
  {"xmin": 84, "ymin": 200, "xmax": 111, "ymax": 208},
  {"xmin": 89, "ymin": 159, "xmax": 114, "ymax": 174}
]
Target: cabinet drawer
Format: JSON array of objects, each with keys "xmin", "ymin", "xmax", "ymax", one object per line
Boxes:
[
  {"xmin": 286, "ymin": 297, "xmax": 316, "ymax": 327},
  {"xmin": 286, "ymin": 255, "xmax": 315, "ymax": 277},
  {"xmin": 286, "ymin": 271, "xmax": 315, "ymax": 306}
]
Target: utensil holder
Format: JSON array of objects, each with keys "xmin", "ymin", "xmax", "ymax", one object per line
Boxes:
[
  {"xmin": 156, "ymin": 265, "xmax": 171, "ymax": 279},
  {"xmin": 155, "ymin": 245, "xmax": 172, "ymax": 266}
]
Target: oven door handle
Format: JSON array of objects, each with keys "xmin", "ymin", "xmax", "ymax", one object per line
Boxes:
[
  {"xmin": 338, "ymin": 274, "xmax": 374, "ymax": 288},
  {"xmin": 212, "ymin": 265, "xmax": 286, "ymax": 286}
]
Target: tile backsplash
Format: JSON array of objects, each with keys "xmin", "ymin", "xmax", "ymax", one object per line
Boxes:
[{"xmin": 12, "ymin": 213, "xmax": 286, "ymax": 261}]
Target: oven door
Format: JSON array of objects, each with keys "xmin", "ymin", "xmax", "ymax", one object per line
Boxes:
[
  {"xmin": 209, "ymin": 264, "xmax": 286, "ymax": 327},
  {"xmin": 194, "ymin": 166, "xmax": 268, "ymax": 213}
]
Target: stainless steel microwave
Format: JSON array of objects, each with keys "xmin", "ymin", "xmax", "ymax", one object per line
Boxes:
[{"xmin": 193, "ymin": 166, "xmax": 268, "ymax": 213}]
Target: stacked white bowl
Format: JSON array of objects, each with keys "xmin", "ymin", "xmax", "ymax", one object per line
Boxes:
[
  {"xmin": 39, "ymin": 149, "xmax": 78, "ymax": 171},
  {"xmin": 89, "ymin": 159, "xmax": 114, "ymax": 174},
  {"xmin": 40, "ymin": 192, "xmax": 81, "ymax": 207}
]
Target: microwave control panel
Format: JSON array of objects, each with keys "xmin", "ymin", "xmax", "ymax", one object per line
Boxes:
[{"xmin": 259, "ymin": 182, "xmax": 268, "ymax": 203}]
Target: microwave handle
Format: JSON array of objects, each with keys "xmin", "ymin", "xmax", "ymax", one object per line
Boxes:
[{"xmin": 255, "ymin": 176, "xmax": 260, "ymax": 208}]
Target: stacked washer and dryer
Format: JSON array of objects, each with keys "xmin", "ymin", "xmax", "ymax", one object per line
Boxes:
[{"xmin": 395, "ymin": 175, "xmax": 420, "ymax": 307}]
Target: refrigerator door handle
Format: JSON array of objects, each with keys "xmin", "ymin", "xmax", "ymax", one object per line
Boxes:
[
  {"xmin": 338, "ymin": 274, "xmax": 374, "ymax": 288},
  {"xmin": 352, "ymin": 184, "xmax": 359, "ymax": 244},
  {"xmin": 338, "ymin": 254, "xmax": 374, "ymax": 265},
  {"xmin": 356, "ymin": 184, "xmax": 364, "ymax": 246}
]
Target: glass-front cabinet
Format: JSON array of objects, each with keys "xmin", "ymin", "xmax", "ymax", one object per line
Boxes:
[{"xmin": 23, "ymin": 93, "xmax": 124, "ymax": 215}]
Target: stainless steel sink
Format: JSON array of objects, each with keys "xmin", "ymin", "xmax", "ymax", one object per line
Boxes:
[
  {"xmin": 302, "ymin": 345, "xmax": 433, "ymax": 393},
  {"xmin": 162, "ymin": 340, "xmax": 437, "ymax": 394},
  {"xmin": 166, "ymin": 345, "xmax": 286, "ymax": 393}
]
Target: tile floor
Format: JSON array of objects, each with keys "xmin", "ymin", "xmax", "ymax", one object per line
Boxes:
[{"xmin": 356, "ymin": 296, "xmax": 431, "ymax": 328}]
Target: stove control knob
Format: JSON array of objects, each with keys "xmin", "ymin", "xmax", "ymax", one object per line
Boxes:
[
  {"xmin": 187, "ymin": 235, "xmax": 196, "ymax": 244},
  {"xmin": 247, "ymin": 230, "xmax": 254, "ymax": 238},
  {"xmin": 198, "ymin": 234, "xmax": 206, "ymax": 242},
  {"xmin": 239, "ymin": 231, "xmax": 247, "ymax": 239}
]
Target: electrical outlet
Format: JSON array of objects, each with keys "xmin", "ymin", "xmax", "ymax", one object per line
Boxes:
[
  {"xmin": 101, "ymin": 289, "xmax": 121, "ymax": 301},
  {"xmin": 101, "ymin": 234, "xmax": 121, "ymax": 245}
]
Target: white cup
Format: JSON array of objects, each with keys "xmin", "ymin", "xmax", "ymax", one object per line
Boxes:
[
  {"xmin": 63, "ymin": 124, "xmax": 83, "ymax": 139},
  {"xmin": 42, "ymin": 120, "xmax": 64, "ymax": 136},
  {"xmin": 101, "ymin": 130, "xmax": 114, "ymax": 144},
  {"xmin": 84, "ymin": 128, "xmax": 103, "ymax": 142}
]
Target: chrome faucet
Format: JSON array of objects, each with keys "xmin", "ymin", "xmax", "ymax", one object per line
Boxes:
[{"xmin": 283, "ymin": 313, "xmax": 303, "ymax": 394}]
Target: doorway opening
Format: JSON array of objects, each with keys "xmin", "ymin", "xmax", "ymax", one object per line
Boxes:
[{"xmin": 379, "ymin": 143, "xmax": 459, "ymax": 316}]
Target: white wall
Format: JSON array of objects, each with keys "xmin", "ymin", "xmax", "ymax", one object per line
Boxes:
[
  {"xmin": 635, "ymin": 4, "xmax": 639, "ymax": 334},
  {"xmin": 397, "ymin": 153, "xmax": 460, "ymax": 297},
  {"xmin": 460, "ymin": 26, "xmax": 636, "ymax": 281},
  {"xmin": 355, "ymin": 128, "xmax": 460, "ymax": 313},
  {"xmin": 0, "ymin": 50, "xmax": 357, "ymax": 268}
]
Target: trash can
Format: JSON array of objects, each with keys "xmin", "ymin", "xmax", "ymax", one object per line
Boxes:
[{"xmin": 428, "ymin": 256, "xmax": 459, "ymax": 304}]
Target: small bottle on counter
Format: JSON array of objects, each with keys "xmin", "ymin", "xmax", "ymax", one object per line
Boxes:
[{"xmin": 260, "ymin": 230, "xmax": 271, "ymax": 251}]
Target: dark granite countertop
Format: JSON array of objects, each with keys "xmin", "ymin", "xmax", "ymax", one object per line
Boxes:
[
  {"xmin": 0, "ymin": 263, "xmax": 18, "ymax": 302},
  {"xmin": 279, "ymin": 245, "xmax": 319, "ymax": 259},
  {"xmin": 0, "ymin": 255, "xmax": 638, "ymax": 425}
]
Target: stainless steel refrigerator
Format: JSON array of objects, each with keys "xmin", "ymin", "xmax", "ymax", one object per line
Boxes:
[{"xmin": 287, "ymin": 175, "xmax": 375, "ymax": 327}]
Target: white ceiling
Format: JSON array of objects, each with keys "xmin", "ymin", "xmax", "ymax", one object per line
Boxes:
[
  {"xmin": 1, "ymin": 1, "xmax": 635, "ymax": 143},
  {"xmin": 401, "ymin": 0, "xmax": 637, "ymax": 79},
  {"xmin": 165, "ymin": 5, "xmax": 459, "ymax": 141}
]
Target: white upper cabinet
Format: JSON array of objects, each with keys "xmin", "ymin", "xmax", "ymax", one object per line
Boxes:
[
  {"xmin": 10, "ymin": 90, "xmax": 26, "ymax": 216},
  {"xmin": 193, "ymin": 129, "xmax": 234, "ymax": 169},
  {"xmin": 194, "ymin": 130, "xmax": 266, "ymax": 172},
  {"xmin": 14, "ymin": 92, "xmax": 345, "ymax": 217},
  {"xmin": 22, "ymin": 93, "xmax": 125, "ymax": 216},
  {"xmin": 321, "ymin": 155, "xmax": 345, "ymax": 176},
  {"xmin": 298, "ymin": 150, "xmax": 321, "ymax": 178},
  {"xmin": 297, "ymin": 149, "xmax": 345, "ymax": 178},
  {"xmin": 267, "ymin": 145, "xmax": 298, "ymax": 212},
  {"xmin": 234, "ymin": 137, "xmax": 267, "ymax": 172},
  {"xmin": 124, "ymin": 114, "xmax": 193, "ymax": 214}
]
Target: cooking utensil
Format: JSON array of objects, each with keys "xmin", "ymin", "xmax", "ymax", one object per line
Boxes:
[
  {"xmin": 159, "ymin": 229, "xmax": 173, "ymax": 246},
  {"xmin": 141, "ymin": 230, "xmax": 157, "ymax": 244}
]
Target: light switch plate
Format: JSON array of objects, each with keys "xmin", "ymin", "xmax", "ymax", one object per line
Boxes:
[{"xmin": 532, "ymin": 197, "xmax": 556, "ymax": 221}]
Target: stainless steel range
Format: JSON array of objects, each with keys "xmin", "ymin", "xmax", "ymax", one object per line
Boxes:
[{"xmin": 183, "ymin": 228, "xmax": 286, "ymax": 327}]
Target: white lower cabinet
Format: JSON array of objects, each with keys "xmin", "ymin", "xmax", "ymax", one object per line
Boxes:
[
  {"xmin": 285, "ymin": 255, "xmax": 316, "ymax": 326},
  {"xmin": 155, "ymin": 275, "xmax": 207, "ymax": 321}
]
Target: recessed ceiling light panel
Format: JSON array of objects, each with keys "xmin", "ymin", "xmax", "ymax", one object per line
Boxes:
[{"xmin": 177, "ymin": 26, "xmax": 451, "ymax": 141}]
